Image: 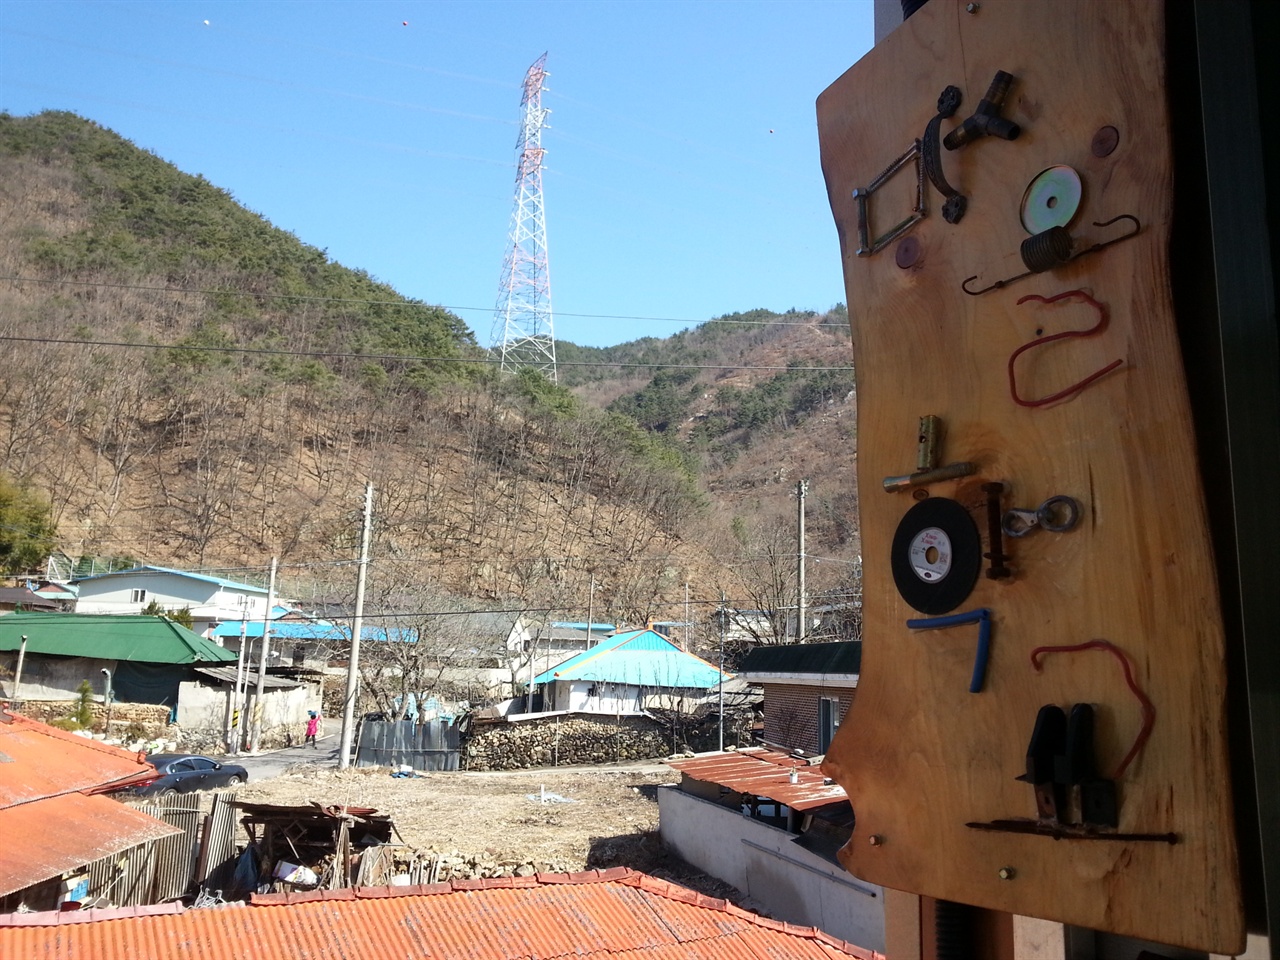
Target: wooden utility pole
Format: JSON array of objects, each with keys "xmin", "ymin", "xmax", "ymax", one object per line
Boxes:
[
  {"xmin": 249, "ymin": 557, "xmax": 277, "ymax": 754},
  {"xmin": 339, "ymin": 481, "xmax": 374, "ymax": 769}
]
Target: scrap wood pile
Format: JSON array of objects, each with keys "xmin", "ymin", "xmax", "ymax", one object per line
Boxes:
[{"xmin": 233, "ymin": 801, "xmax": 397, "ymax": 893}]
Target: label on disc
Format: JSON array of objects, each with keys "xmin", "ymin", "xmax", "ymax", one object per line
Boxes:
[
  {"xmin": 1020, "ymin": 165, "xmax": 1083, "ymax": 234},
  {"xmin": 908, "ymin": 526, "xmax": 952, "ymax": 582},
  {"xmin": 891, "ymin": 497, "xmax": 982, "ymax": 615}
]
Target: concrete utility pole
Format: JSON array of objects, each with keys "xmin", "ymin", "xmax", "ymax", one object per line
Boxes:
[
  {"xmin": 339, "ymin": 481, "xmax": 374, "ymax": 769},
  {"xmin": 586, "ymin": 577, "xmax": 596, "ymax": 646},
  {"xmin": 718, "ymin": 592, "xmax": 727, "ymax": 752},
  {"xmin": 797, "ymin": 479, "xmax": 809, "ymax": 641},
  {"xmin": 249, "ymin": 557, "xmax": 277, "ymax": 754},
  {"xmin": 227, "ymin": 614, "xmax": 247, "ymax": 753}
]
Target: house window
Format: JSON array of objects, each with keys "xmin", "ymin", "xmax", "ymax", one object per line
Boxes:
[
  {"xmin": 818, "ymin": 697, "xmax": 840, "ymax": 753},
  {"xmin": 131, "ymin": 589, "xmax": 147, "ymax": 604}
]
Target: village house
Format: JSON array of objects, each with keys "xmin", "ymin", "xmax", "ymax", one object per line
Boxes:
[
  {"xmin": 0, "ymin": 710, "xmax": 179, "ymax": 912},
  {"xmin": 738, "ymin": 640, "xmax": 861, "ymax": 755},
  {"xmin": 533, "ymin": 627, "xmax": 724, "ymax": 714},
  {"xmin": 71, "ymin": 565, "xmax": 276, "ymax": 637},
  {"xmin": 0, "ymin": 613, "xmax": 317, "ymax": 748}
]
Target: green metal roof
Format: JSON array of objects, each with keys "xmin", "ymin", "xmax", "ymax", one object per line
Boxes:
[{"xmin": 0, "ymin": 613, "xmax": 235, "ymax": 665}]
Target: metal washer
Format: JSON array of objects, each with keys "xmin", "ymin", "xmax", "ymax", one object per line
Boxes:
[{"xmin": 1021, "ymin": 165, "xmax": 1083, "ymax": 234}]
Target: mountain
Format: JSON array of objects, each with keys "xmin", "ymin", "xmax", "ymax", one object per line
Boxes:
[{"xmin": 0, "ymin": 110, "xmax": 860, "ymax": 634}]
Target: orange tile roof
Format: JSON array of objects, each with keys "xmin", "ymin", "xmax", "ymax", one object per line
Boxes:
[{"xmin": 0, "ymin": 868, "xmax": 886, "ymax": 960}]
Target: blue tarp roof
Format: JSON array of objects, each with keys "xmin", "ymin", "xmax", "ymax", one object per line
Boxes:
[{"xmin": 533, "ymin": 629, "xmax": 725, "ymax": 689}]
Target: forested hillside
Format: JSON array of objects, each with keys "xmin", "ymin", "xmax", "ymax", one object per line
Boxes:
[{"xmin": 0, "ymin": 110, "xmax": 860, "ymax": 632}]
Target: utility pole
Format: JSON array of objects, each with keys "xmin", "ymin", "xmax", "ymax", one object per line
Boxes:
[
  {"xmin": 586, "ymin": 577, "xmax": 596, "ymax": 646},
  {"xmin": 797, "ymin": 478, "xmax": 809, "ymax": 641},
  {"xmin": 718, "ymin": 591, "xmax": 727, "ymax": 752},
  {"xmin": 227, "ymin": 613, "xmax": 247, "ymax": 753},
  {"xmin": 249, "ymin": 557, "xmax": 277, "ymax": 754},
  {"xmin": 684, "ymin": 581, "xmax": 691, "ymax": 651},
  {"xmin": 339, "ymin": 482, "xmax": 374, "ymax": 769},
  {"xmin": 11, "ymin": 634, "xmax": 28, "ymax": 704}
]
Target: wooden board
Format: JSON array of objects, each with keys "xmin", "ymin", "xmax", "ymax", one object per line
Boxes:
[{"xmin": 816, "ymin": 1, "xmax": 1244, "ymax": 953}]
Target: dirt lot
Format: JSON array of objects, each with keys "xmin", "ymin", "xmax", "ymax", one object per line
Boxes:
[{"xmin": 235, "ymin": 762, "xmax": 739, "ymax": 898}]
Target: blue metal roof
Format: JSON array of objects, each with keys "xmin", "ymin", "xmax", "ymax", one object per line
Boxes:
[
  {"xmin": 70, "ymin": 565, "xmax": 269, "ymax": 594},
  {"xmin": 211, "ymin": 618, "xmax": 348, "ymax": 641},
  {"xmin": 533, "ymin": 629, "xmax": 725, "ymax": 688}
]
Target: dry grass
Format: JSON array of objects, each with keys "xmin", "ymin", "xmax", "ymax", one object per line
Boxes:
[{"xmin": 234, "ymin": 763, "xmax": 742, "ymax": 900}]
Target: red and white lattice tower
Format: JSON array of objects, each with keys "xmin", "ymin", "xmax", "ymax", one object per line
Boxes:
[{"xmin": 492, "ymin": 53, "xmax": 556, "ymax": 381}]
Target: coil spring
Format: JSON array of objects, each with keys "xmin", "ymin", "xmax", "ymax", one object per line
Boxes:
[{"xmin": 1020, "ymin": 226, "xmax": 1074, "ymax": 273}]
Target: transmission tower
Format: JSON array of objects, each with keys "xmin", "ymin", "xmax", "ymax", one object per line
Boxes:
[{"xmin": 492, "ymin": 52, "xmax": 556, "ymax": 381}]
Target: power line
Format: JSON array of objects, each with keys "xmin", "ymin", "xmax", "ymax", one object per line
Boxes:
[
  {"xmin": 0, "ymin": 275, "xmax": 847, "ymax": 329},
  {"xmin": 0, "ymin": 332, "xmax": 854, "ymax": 373}
]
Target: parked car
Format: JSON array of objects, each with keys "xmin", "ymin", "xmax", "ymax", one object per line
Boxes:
[{"xmin": 128, "ymin": 754, "xmax": 249, "ymax": 796}]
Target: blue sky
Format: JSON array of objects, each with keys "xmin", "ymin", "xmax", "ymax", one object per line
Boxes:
[{"xmin": 1, "ymin": 1, "xmax": 873, "ymax": 348}]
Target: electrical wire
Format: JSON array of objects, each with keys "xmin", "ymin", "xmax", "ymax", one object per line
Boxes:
[
  {"xmin": 0, "ymin": 332, "xmax": 853, "ymax": 373},
  {"xmin": 0, "ymin": 275, "xmax": 848, "ymax": 329}
]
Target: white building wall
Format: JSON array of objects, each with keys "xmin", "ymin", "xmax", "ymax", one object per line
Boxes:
[
  {"xmin": 550, "ymin": 681, "xmax": 642, "ymax": 714},
  {"xmin": 657, "ymin": 785, "xmax": 885, "ymax": 952},
  {"xmin": 73, "ymin": 573, "xmax": 271, "ymax": 634}
]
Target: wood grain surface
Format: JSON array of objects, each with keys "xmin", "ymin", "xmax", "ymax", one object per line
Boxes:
[{"xmin": 816, "ymin": 1, "xmax": 1243, "ymax": 952}]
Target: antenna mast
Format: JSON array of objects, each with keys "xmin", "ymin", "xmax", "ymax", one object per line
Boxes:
[{"xmin": 492, "ymin": 52, "xmax": 556, "ymax": 381}]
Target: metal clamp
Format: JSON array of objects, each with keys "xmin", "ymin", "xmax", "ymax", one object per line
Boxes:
[{"xmin": 1002, "ymin": 495, "xmax": 1081, "ymax": 538}]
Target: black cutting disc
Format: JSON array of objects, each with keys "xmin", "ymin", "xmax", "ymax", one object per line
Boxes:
[{"xmin": 890, "ymin": 496, "xmax": 982, "ymax": 615}]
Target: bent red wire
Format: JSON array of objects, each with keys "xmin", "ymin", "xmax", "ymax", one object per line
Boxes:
[
  {"xmin": 1009, "ymin": 289, "xmax": 1124, "ymax": 407},
  {"xmin": 1029, "ymin": 639, "xmax": 1154, "ymax": 780}
]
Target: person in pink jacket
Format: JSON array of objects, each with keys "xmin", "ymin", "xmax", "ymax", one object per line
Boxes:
[{"xmin": 305, "ymin": 711, "xmax": 321, "ymax": 748}]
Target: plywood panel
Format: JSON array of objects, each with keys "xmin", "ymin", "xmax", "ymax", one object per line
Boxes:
[{"xmin": 816, "ymin": 1, "xmax": 1243, "ymax": 953}]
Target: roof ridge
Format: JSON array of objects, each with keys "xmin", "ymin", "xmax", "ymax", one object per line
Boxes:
[
  {"xmin": 0, "ymin": 902, "xmax": 187, "ymax": 927},
  {"xmin": 250, "ymin": 868, "xmax": 645, "ymax": 907},
  {"xmin": 625, "ymin": 872, "xmax": 884, "ymax": 959}
]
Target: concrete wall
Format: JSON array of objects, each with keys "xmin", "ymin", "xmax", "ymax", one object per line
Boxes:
[
  {"xmin": 763, "ymin": 682, "xmax": 855, "ymax": 754},
  {"xmin": 176, "ymin": 681, "xmax": 317, "ymax": 748},
  {"xmin": 658, "ymin": 785, "xmax": 884, "ymax": 952},
  {"xmin": 0, "ymin": 653, "xmax": 115, "ymax": 700}
]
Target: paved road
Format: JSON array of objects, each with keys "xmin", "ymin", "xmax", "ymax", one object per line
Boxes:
[{"xmin": 226, "ymin": 720, "xmax": 342, "ymax": 783}]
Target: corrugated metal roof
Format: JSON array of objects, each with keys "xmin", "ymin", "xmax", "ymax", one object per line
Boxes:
[
  {"xmin": 70, "ymin": 564, "xmax": 269, "ymax": 594},
  {"xmin": 0, "ymin": 792, "xmax": 182, "ymax": 898},
  {"xmin": 193, "ymin": 667, "xmax": 299, "ymax": 689},
  {"xmin": 210, "ymin": 617, "xmax": 347, "ymax": 641},
  {"xmin": 0, "ymin": 613, "xmax": 235, "ymax": 664},
  {"xmin": 665, "ymin": 748, "xmax": 850, "ymax": 812},
  {"xmin": 0, "ymin": 868, "xmax": 883, "ymax": 959},
  {"xmin": 0, "ymin": 712, "xmax": 161, "ymax": 807},
  {"xmin": 534, "ymin": 629, "xmax": 726, "ymax": 689},
  {"xmin": 739, "ymin": 641, "xmax": 862, "ymax": 678},
  {"xmin": 0, "ymin": 711, "xmax": 181, "ymax": 898}
]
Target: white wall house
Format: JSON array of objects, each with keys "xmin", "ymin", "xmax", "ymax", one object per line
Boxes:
[{"xmin": 72, "ymin": 566, "xmax": 276, "ymax": 637}]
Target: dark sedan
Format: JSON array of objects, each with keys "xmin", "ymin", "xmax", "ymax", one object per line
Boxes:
[{"xmin": 130, "ymin": 754, "xmax": 249, "ymax": 796}]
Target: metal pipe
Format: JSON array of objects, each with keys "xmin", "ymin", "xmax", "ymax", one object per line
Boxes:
[{"xmin": 11, "ymin": 634, "xmax": 28, "ymax": 702}]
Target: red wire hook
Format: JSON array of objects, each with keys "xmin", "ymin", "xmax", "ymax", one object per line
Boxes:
[{"xmin": 1008, "ymin": 289, "xmax": 1124, "ymax": 408}]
